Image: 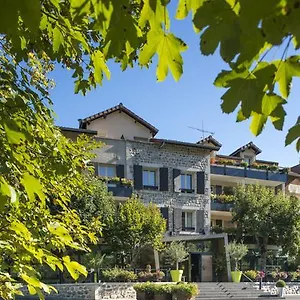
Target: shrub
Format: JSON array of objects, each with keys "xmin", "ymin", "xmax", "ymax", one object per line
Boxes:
[
  {"xmin": 137, "ymin": 270, "xmax": 165, "ymax": 282},
  {"xmin": 276, "ymin": 280, "xmax": 286, "ymax": 288},
  {"xmin": 225, "ymin": 241, "xmax": 248, "ymax": 271},
  {"xmin": 102, "ymin": 268, "xmax": 137, "ymax": 282},
  {"xmin": 243, "ymin": 270, "xmax": 258, "ymax": 281},
  {"xmin": 134, "ymin": 283, "xmax": 198, "ymax": 297}
]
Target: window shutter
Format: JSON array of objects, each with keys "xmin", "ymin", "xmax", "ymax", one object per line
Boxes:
[
  {"xmin": 160, "ymin": 207, "xmax": 169, "ymax": 231},
  {"xmin": 116, "ymin": 165, "xmax": 125, "ymax": 178},
  {"xmin": 182, "ymin": 211, "xmax": 186, "ymax": 230},
  {"xmin": 93, "ymin": 162, "xmax": 99, "ymax": 176},
  {"xmin": 196, "ymin": 171, "xmax": 205, "ymax": 194},
  {"xmin": 133, "ymin": 165, "xmax": 143, "ymax": 190},
  {"xmin": 196, "ymin": 210, "xmax": 204, "ymax": 233},
  {"xmin": 159, "ymin": 168, "xmax": 169, "ymax": 191},
  {"xmin": 173, "ymin": 208, "xmax": 182, "ymax": 232},
  {"xmin": 173, "ymin": 169, "xmax": 181, "ymax": 192},
  {"xmin": 216, "ymin": 185, "xmax": 222, "ymax": 195}
]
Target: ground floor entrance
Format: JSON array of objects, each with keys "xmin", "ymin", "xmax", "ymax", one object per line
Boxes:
[{"xmin": 191, "ymin": 253, "xmax": 213, "ymax": 282}]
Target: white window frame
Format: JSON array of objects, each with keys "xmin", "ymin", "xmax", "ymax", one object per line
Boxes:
[
  {"xmin": 182, "ymin": 210, "xmax": 196, "ymax": 232},
  {"xmin": 98, "ymin": 164, "xmax": 116, "ymax": 178},
  {"xmin": 180, "ymin": 173, "xmax": 193, "ymax": 191},
  {"xmin": 142, "ymin": 168, "xmax": 157, "ymax": 187}
]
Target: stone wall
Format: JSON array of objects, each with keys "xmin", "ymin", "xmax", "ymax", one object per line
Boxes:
[
  {"xmin": 20, "ymin": 283, "xmax": 136, "ymax": 300},
  {"xmin": 127, "ymin": 141, "xmax": 211, "ymax": 233}
]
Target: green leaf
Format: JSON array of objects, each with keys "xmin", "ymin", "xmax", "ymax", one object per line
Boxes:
[
  {"xmin": 139, "ymin": 0, "xmax": 170, "ymax": 30},
  {"xmin": 250, "ymin": 112, "xmax": 268, "ymax": 136},
  {"xmin": 91, "ymin": 50, "xmax": 110, "ymax": 85},
  {"xmin": 70, "ymin": 0, "xmax": 91, "ymax": 19},
  {"xmin": 48, "ymin": 223, "xmax": 73, "ymax": 244},
  {"xmin": 53, "ymin": 26, "xmax": 64, "ymax": 53},
  {"xmin": 21, "ymin": 173, "xmax": 45, "ymax": 203},
  {"xmin": 0, "ymin": 0, "xmax": 18, "ymax": 34},
  {"xmin": 139, "ymin": 29, "xmax": 188, "ymax": 82},
  {"xmin": 19, "ymin": 0, "xmax": 41, "ymax": 33},
  {"xmin": 285, "ymin": 117, "xmax": 300, "ymax": 146},
  {"xmin": 4, "ymin": 119, "xmax": 26, "ymax": 144},
  {"xmin": 11, "ymin": 221, "xmax": 32, "ymax": 240},
  {"xmin": 175, "ymin": 0, "xmax": 204, "ymax": 20},
  {"xmin": 63, "ymin": 256, "xmax": 87, "ymax": 280},
  {"xmin": 274, "ymin": 56, "xmax": 300, "ymax": 99}
]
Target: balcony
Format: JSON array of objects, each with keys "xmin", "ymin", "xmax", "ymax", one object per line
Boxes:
[
  {"xmin": 211, "ymin": 165, "xmax": 287, "ymax": 182},
  {"xmin": 211, "ymin": 200, "xmax": 234, "ymax": 211},
  {"xmin": 108, "ymin": 185, "xmax": 133, "ymax": 197}
]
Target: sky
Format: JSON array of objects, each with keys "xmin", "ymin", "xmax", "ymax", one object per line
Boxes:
[{"xmin": 51, "ymin": 4, "xmax": 300, "ymax": 168}]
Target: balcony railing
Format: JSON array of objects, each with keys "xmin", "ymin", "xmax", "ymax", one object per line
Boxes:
[
  {"xmin": 211, "ymin": 164, "xmax": 287, "ymax": 182},
  {"xmin": 211, "ymin": 200, "xmax": 234, "ymax": 211},
  {"xmin": 107, "ymin": 185, "xmax": 133, "ymax": 197}
]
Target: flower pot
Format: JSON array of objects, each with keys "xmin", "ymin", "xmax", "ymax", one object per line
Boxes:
[
  {"xmin": 277, "ymin": 287, "xmax": 284, "ymax": 298},
  {"xmin": 231, "ymin": 271, "xmax": 242, "ymax": 283},
  {"xmin": 170, "ymin": 270, "xmax": 183, "ymax": 282}
]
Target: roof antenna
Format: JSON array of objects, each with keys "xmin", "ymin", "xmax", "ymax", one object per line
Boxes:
[{"xmin": 188, "ymin": 122, "xmax": 214, "ymax": 139}]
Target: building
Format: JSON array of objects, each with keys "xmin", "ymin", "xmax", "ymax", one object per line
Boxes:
[{"xmin": 60, "ymin": 103, "xmax": 290, "ymax": 280}]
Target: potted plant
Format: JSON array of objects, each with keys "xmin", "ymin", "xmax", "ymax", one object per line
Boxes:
[
  {"xmin": 276, "ymin": 279, "xmax": 286, "ymax": 298},
  {"xmin": 164, "ymin": 241, "xmax": 189, "ymax": 282},
  {"xmin": 225, "ymin": 241, "xmax": 248, "ymax": 283}
]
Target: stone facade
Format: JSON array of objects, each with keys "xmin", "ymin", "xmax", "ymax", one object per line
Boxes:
[
  {"xmin": 94, "ymin": 138, "xmax": 211, "ymax": 235},
  {"xmin": 20, "ymin": 283, "xmax": 136, "ymax": 300}
]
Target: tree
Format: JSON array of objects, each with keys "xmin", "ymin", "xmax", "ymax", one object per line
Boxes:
[
  {"xmin": 103, "ymin": 197, "xmax": 166, "ymax": 266},
  {"xmin": 0, "ymin": 49, "xmax": 103, "ymax": 298},
  {"xmin": 71, "ymin": 174, "xmax": 116, "ymax": 226},
  {"xmin": 232, "ymin": 185, "xmax": 300, "ymax": 271},
  {"xmin": 225, "ymin": 241, "xmax": 248, "ymax": 271},
  {"xmin": 1, "ymin": 1, "xmax": 300, "ymax": 148},
  {"xmin": 164, "ymin": 241, "xmax": 189, "ymax": 270}
]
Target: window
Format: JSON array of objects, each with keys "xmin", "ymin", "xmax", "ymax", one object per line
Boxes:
[
  {"xmin": 99, "ymin": 165, "xmax": 116, "ymax": 177},
  {"xmin": 216, "ymin": 219, "xmax": 223, "ymax": 228},
  {"xmin": 143, "ymin": 169, "xmax": 156, "ymax": 187},
  {"xmin": 180, "ymin": 174, "xmax": 192, "ymax": 191},
  {"xmin": 243, "ymin": 155, "xmax": 252, "ymax": 165},
  {"xmin": 182, "ymin": 211, "xmax": 195, "ymax": 231}
]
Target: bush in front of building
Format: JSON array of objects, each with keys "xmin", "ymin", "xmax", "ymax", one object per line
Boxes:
[
  {"xmin": 134, "ymin": 282, "xmax": 198, "ymax": 300},
  {"xmin": 102, "ymin": 268, "xmax": 137, "ymax": 282}
]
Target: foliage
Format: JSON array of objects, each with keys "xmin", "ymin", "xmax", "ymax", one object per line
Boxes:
[
  {"xmin": 99, "ymin": 176, "xmax": 133, "ymax": 187},
  {"xmin": 225, "ymin": 241, "xmax": 248, "ymax": 271},
  {"xmin": 102, "ymin": 268, "xmax": 137, "ymax": 282},
  {"xmin": 243, "ymin": 270, "xmax": 257, "ymax": 281},
  {"xmin": 276, "ymin": 280, "xmax": 286, "ymax": 288},
  {"xmin": 164, "ymin": 242, "xmax": 189, "ymax": 270},
  {"xmin": 103, "ymin": 197, "xmax": 166, "ymax": 264},
  {"xmin": 211, "ymin": 193, "xmax": 235, "ymax": 203},
  {"xmin": 137, "ymin": 270, "xmax": 165, "ymax": 282},
  {"xmin": 0, "ymin": 44, "xmax": 103, "ymax": 298},
  {"xmin": 134, "ymin": 282, "xmax": 198, "ymax": 297},
  {"xmin": 1, "ymin": 1, "xmax": 300, "ymax": 148},
  {"xmin": 232, "ymin": 185, "xmax": 300, "ymax": 271},
  {"xmin": 71, "ymin": 174, "xmax": 116, "ymax": 225},
  {"xmin": 82, "ymin": 252, "xmax": 106, "ymax": 272}
]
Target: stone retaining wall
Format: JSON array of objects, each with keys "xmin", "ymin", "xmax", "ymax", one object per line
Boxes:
[{"xmin": 20, "ymin": 283, "xmax": 136, "ymax": 300}]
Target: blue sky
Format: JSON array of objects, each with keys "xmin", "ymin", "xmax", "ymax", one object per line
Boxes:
[{"xmin": 51, "ymin": 5, "xmax": 300, "ymax": 167}]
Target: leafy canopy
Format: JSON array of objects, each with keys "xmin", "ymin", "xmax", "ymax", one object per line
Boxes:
[
  {"xmin": 225, "ymin": 241, "xmax": 248, "ymax": 271},
  {"xmin": 164, "ymin": 241, "xmax": 189, "ymax": 270},
  {"xmin": 103, "ymin": 197, "xmax": 166, "ymax": 259},
  {"xmin": 232, "ymin": 184, "xmax": 300, "ymax": 270},
  {"xmin": 0, "ymin": 46, "xmax": 104, "ymax": 299},
  {"xmin": 2, "ymin": 0, "xmax": 300, "ymax": 148}
]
